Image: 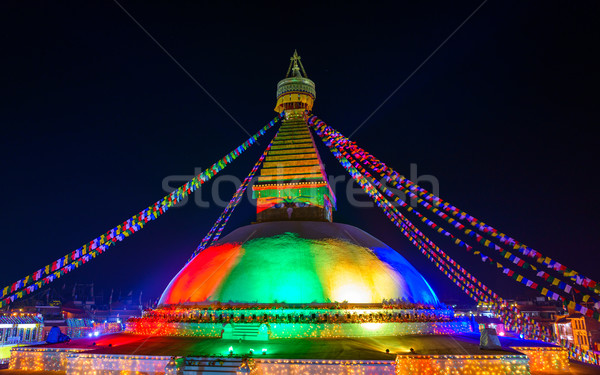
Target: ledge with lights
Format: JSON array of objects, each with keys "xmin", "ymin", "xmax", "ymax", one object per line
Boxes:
[
  {"xmin": 65, "ymin": 353, "xmax": 177, "ymax": 375},
  {"xmin": 265, "ymin": 321, "xmax": 471, "ymax": 339},
  {"xmin": 124, "ymin": 304, "xmax": 469, "ymax": 339},
  {"xmin": 394, "ymin": 354, "xmax": 530, "ymax": 375},
  {"xmin": 255, "ymin": 358, "xmax": 396, "ymax": 375},
  {"xmin": 9, "ymin": 347, "xmax": 83, "ymax": 372},
  {"xmin": 8, "ymin": 344, "xmax": 577, "ymax": 374},
  {"xmin": 509, "ymin": 346, "xmax": 570, "ymax": 373}
]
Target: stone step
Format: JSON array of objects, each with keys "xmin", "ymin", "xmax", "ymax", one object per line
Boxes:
[
  {"xmin": 183, "ymin": 367, "xmax": 238, "ymax": 374},
  {"xmin": 222, "ymin": 323, "xmax": 269, "ymax": 340},
  {"xmin": 231, "ymin": 324, "xmax": 261, "ymax": 337},
  {"xmin": 233, "ymin": 326, "xmax": 260, "ymax": 330},
  {"xmin": 232, "ymin": 328, "xmax": 260, "ymax": 333},
  {"xmin": 232, "ymin": 333, "xmax": 259, "ymax": 337},
  {"xmin": 183, "ymin": 358, "xmax": 242, "ymax": 375}
]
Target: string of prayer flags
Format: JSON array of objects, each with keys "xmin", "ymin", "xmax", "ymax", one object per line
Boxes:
[
  {"xmin": 188, "ymin": 131, "xmax": 279, "ymax": 262},
  {"xmin": 306, "ymin": 113, "xmax": 600, "ymax": 319},
  {"xmin": 0, "ymin": 114, "xmax": 284, "ymax": 309}
]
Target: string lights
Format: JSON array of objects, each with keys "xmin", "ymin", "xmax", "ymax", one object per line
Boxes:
[
  {"xmin": 306, "ymin": 113, "xmax": 600, "ymax": 321},
  {"xmin": 9, "ymin": 347, "xmax": 81, "ymax": 372},
  {"xmin": 509, "ymin": 346, "xmax": 569, "ymax": 372},
  {"xmin": 0, "ymin": 114, "xmax": 284, "ymax": 309},
  {"xmin": 9, "ymin": 345, "xmax": 576, "ymax": 374},
  {"xmin": 394, "ymin": 354, "xmax": 529, "ymax": 375},
  {"xmin": 189, "ymin": 130, "xmax": 280, "ymax": 261},
  {"xmin": 66, "ymin": 353, "xmax": 174, "ymax": 375},
  {"xmin": 307, "ymin": 113, "xmax": 552, "ymax": 341}
]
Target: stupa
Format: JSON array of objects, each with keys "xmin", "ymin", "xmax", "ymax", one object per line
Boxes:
[
  {"xmin": 11, "ymin": 52, "xmax": 568, "ymax": 375},
  {"xmin": 157, "ymin": 50, "xmax": 442, "ymax": 309},
  {"xmin": 125, "ymin": 51, "xmax": 464, "ymax": 344}
]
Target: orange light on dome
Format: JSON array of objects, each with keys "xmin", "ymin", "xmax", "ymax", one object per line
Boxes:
[{"xmin": 160, "ymin": 243, "xmax": 243, "ymax": 305}]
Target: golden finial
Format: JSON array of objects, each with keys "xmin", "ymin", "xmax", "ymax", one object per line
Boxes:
[{"xmin": 286, "ymin": 50, "xmax": 308, "ymax": 78}]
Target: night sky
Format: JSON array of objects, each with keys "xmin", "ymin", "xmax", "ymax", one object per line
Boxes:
[{"xmin": 1, "ymin": 1, "xmax": 599, "ymax": 305}]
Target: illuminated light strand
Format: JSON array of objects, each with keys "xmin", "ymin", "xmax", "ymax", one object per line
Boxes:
[
  {"xmin": 126, "ymin": 306, "xmax": 457, "ymax": 336},
  {"xmin": 127, "ymin": 321, "xmax": 471, "ymax": 339},
  {"xmin": 266, "ymin": 321, "xmax": 471, "ymax": 339},
  {"xmin": 335, "ymin": 148, "xmax": 497, "ymax": 306},
  {"xmin": 310, "ymin": 116, "xmax": 599, "ymax": 298},
  {"xmin": 308, "ymin": 117, "xmax": 494, "ymax": 300},
  {"xmin": 339, "ymin": 143, "xmax": 594, "ymax": 307},
  {"xmin": 257, "ymin": 358, "xmax": 395, "ymax": 375},
  {"xmin": 126, "ymin": 318, "xmax": 223, "ymax": 337},
  {"xmin": 560, "ymin": 339, "xmax": 600, "ymax": 366},
  {"xmin": 342, "ymin": 145, "xmax": 574, "ymax": 299},
  {"xmin": 309, "ymin": 115, "xmax": 550, "ymax": 341},
  {"xmin": 354, "ymin": 136, "xmax": 600, "ymax": 320},
  {"xmin": 135, "ymin": 304, "xmax": 449, "ymax": 315},
  {"xmin": 307, "ymin": 113, "xmax": 599, "ymax": 323},
  {"xmin": 333, "ymin": 146, "xmax": 489, "ymax": 303},
  {"xmin": 324, "ymin": 143, "xmax": 490, "ymax": 305},
  {"xmin": 336, "ymin": 145, "xmax": 549, "ymax": 340},
  {"xmin": 329, "ymin": 128, "xmax": 586, "ymax": 310},
  {"xmin": 13, "ymin": 347, "xmax": 571, "ymax": 374},
  {"xmin": 189, "ymin": 130, "xmax": 280, "ymax": 262},
  {"xmin": 310, "ymin": 119, "xmax": 493, "ymax": 304},
  {"xmin": 127, "ymin": 308, "xmax": 468, "ymax": 338},
  {"xmin": 338, "ymin": 146, "xmax": 496, "ymax": 303},
  {"xmin": 66, "ymin": 353, "xmax": 176, "ymax": 375},
  {"xmin": 510, "ymin": 346, "xmax": 570, "ymax": 372},
  {"xmin": 0, "ymin": 114, "xmax": 284, "ymax": 309},
  {"xmin": 403, "ymin": 179, "xmax": 600, "ymax": 296},
  {"xmin": 310, "ymin": 115, "xmax": 575, "ymax": 301},
  {"xmin": 9, "ymin": 347, "xmax": 82, "ymax": 372},
  {"xmin": 394, "ymin": 354, "xmax": 529, "ymax": 375}
]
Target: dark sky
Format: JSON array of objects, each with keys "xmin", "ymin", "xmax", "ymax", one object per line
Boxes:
[{"xmin": 1, "ymin": 1, "xmax": 599, "ymax": 305}]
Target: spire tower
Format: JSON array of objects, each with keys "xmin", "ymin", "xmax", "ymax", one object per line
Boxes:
[
  {"xmin": 274, "ymin": 50, "xmax": 316, "ymax": 116},
  {"xmin": 252, "ymin": 51, "xmax": 335, "ymax": 222}
]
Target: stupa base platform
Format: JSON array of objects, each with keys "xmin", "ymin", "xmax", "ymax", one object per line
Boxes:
[
  {"xmin": 126, "ymin": 320, "xmax": 473, "ymax": 340},
  {"xmin": 7, "ymin": 332, "xmax": 583, "ymax": 374},
  {"xmin": 125, "ymin": 303, "xmax": 464, "ymax": 339}
]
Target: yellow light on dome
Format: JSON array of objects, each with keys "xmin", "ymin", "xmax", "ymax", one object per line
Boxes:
[
  {"xmin": 361, "ymin": 322, "xmax": 383, "ymax": 331},
  {"xmin": 331, "ymin": 281, "xmax": 371, "ymax": 303}
]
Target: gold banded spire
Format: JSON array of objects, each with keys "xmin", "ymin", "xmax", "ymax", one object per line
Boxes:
[
  {"xmin": 286, "ymin": 50, "xmax": 308, "ymax": 78},
  {"xmin": 276, "ymin": 51, "xmax": 315, "ymax": 115}
]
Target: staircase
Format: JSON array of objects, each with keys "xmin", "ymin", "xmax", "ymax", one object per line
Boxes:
[
  {"xmin": 222, "ymin": 323, "xmax": 268, "ymax": 341},
  {"xmin": 182, "ymin": 357, "xmax": 243, "ymax": 375}
]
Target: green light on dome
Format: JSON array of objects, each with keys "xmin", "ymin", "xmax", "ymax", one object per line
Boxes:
[
  {"xmin": 216, "ymin": 234, "xmax": 326, "ymax": 303},
  {"xmin": 160, "ymin": 227, "xmax": 439, "ymax": 306}
]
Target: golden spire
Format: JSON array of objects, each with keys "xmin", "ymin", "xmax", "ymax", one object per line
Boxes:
[
  {"xmin": 276, "ymin": 51, "xmax": 315, "ymax": 114},
  {"xmin": 286, "ymin": 50, "xmax": 308, "ymax": 78}
]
